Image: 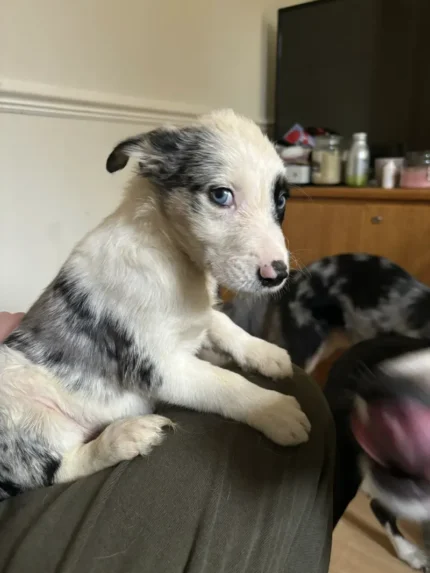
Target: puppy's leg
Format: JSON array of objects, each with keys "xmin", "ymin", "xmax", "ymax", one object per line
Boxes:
[
  {"xmin": 55, "ymin": 415, "xmax": 173, "ymax": 483},
  {"xmin": 371, "ymin": 499, "xmax": 429, "ymax": 571},
  {"xmin": 198, "ymin": 341, "xmax": 232, "ymax": 367},
  {"xmin": 305, "ymin": 329, "xmax": 352, "ymax": 373},
  {"xmin": 304, "ymin": 342, "xmax": 328, "ymax": 374},
  {"xmin": 208, "ymin": 310, "xmax": 293, "ymax": 378},
  {"xmin": 158, "ymin": 355, "xmax": 310, "ymax": 446}
]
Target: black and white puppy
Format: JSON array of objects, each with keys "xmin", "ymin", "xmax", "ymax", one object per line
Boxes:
[
  {"xmin": 0, "ymin": 109, "xmax": 310, "ymax": 501},
  {"xmin": 325, "ymin": 336, "xmax": 430, "ymax": 571},
  {"xmin": 222, "ymin": 253, "xmax": 430, "ymax": 373}
]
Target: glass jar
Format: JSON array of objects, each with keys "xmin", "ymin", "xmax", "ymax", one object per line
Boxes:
[
  {"xmin": 311, "ymin": 135, "xmax": 342, "ymax": 185},
  {"xmin": 400, "ymin": 151, "xmax": 430, "ymax": 188}
]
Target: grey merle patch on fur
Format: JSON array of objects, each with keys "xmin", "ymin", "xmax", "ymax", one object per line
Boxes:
[
  {"xmin": 0, "ymin": 431, "xmax": 60, "ymax": 501},
  {"xmin": 5, "ymin": 268, "xmax": 158, "ymax": 392},
  {"xmin": 106, "ymin": 126, "xmax": 224, "ymax": 194}
]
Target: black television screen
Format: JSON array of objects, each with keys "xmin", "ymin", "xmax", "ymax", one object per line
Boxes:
[{"xmin": 275, "ymin": 0, "xmax": 430, "ymax": 153}]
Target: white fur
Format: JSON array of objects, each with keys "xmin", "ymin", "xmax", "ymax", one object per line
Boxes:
[
  {"xmin": 385, "ymin": 525, "xmax": 429, "ymax": 570},
  {"xmin": 382, "ymin": 349, "xmax": 430, "ymax": 386}
]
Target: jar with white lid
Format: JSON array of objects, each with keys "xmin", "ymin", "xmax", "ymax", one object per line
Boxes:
[{"xmin": 311, "ymin": 135, "xmax": 342, "ymax": 185}]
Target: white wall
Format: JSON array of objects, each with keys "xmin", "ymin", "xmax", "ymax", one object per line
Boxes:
[
  {"xmin": 2, "ymin": 0, "xmax": 314, "ymax": 122},
  {"xmin": 0, "ymin": 0, "xmax": 313, "ymax": 310}
]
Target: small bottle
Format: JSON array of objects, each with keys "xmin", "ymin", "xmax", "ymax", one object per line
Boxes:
[
  {"xmin": 346, "ymin": 133, "xmax": 370, "ymax": 187},
  {"xmin": 382, "ymin": 160, "xmax": 396, "ymax": 189}
]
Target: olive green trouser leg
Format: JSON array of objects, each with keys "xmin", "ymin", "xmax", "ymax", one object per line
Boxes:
[{"xmin": 0, "ymin": 367, "xmax": 334, "ymax": 573}]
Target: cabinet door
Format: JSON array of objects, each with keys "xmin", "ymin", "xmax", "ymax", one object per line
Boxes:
[
  {"xmin": 283, "ymin": 199, "xmax": 365, "ymax": 268},
  {"xmin": 361, "ymin": 203, "xmax": 430, "ymax": 285}
]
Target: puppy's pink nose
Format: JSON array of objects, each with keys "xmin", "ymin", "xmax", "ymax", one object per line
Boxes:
[
  {"xmin": 259, "ymin": 264, "xmax": 277, "ymax": 280},
  {"xmin": 257, "ymin": 260, "xmax": 288, "ymax": 287}
]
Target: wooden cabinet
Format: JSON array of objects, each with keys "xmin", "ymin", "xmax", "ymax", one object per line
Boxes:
[
  {"xmin": 283, "ymin": 200, "xmax": 365, "ymax": 269},
  {"xmin": 283, "ymin": 187, "xmax": 430, "ymax": 286},
  {"xmin": 361, "ymin": 203, "xmax": 430, "ymax": 283}
]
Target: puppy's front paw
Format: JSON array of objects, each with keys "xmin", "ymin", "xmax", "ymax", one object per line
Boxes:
[
  {"xmin": 244, "ymin": 339, "xmax": 293, "ymax": 379},
  {"xmin": 393, "ymin": 539, "xmax": 429, "ymax": 571},
  {"xmin": 248, "ymin": 391, "xmax": 311, "ymax": 446},
  {"xmin": 102, "ymin": 415, "xmax": 174, "ymax": 462}
]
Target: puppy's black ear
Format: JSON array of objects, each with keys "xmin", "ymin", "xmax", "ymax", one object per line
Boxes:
[
  {"xmin": 106, "ymin": 128, "xmax": 183, "ymax": 174},
  {"xmin": 106, "ymin": 137, "xmax": 139, "ymax": 173}
]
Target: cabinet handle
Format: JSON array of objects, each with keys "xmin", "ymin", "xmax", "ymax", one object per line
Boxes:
[{"xmin": 371, "ymin": 215, "xmax": 383, "ymax": 224}]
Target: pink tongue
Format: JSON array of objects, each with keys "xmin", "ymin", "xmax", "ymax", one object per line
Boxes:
[{"xmin": 351, "ymin": 399, "xmax": 430, "ymax": 478}]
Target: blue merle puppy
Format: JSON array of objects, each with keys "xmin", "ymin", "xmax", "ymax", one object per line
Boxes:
[
  {"xmin": 222, "ymin": 253, "xmax": 430, "ymax": 373},
  {"xmin": 0, "ymin": 109, "xmax": 310, "ymax": 501}
]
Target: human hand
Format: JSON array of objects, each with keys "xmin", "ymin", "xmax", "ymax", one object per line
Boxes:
[{"xmin": 0, "ymin": 312, "xmax": 24, "ymax": 342}]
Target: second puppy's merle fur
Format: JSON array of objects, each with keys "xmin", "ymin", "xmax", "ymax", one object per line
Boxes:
[{"xmin": 222, "ymin": 253, "xmax": 430, "ymax": 373}]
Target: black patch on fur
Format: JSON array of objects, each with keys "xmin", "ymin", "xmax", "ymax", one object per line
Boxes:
[
  {"xmin": 335, "ymin": 255, "xmax": 410, "ymax": 310},
  {"xmin": 408, "ymin": 291, "xmax": 430, "ymax": 331},
  {"xmin": 44, "ymin": 347, "xmax": 65, "ymax": 365},
  {"xmin": 273, "ymin": 175, "xmax": 289, "ymax": 224},
  {"xmin": 282, "ymin": 321, "xmax": 326, "ymax": 369},
  {"xmin": 370, "ymin": 499, "xmax": 401, "ymax": 533},
  {"xmin": 147, "ymin": 129, "xmax": 183, "ymax": 154},
  {"xmin": 289, "ymin": 270, "xmax": 345, "ymax": 331},
  {"xmin": 309, "ymin": 273, "xmax": 342, "ymax": 322},
  {"xmin": 319, "ymin": 257, "xmax": 331, "ymax": 268},
  {"xmin": 0, "ymin": 480, "xmax": 23, "ymax": 499},
  {"xmin": 43, "ymin": 456, "xmax": 60, "ymax": 486}
]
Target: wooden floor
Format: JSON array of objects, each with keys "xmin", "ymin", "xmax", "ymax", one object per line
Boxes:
[{"xmin": 330, "ymin": 491, "xmax": 424, "ymax": 573}]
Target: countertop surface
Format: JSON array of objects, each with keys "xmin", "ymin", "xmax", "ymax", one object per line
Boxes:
[{"xmin": 289, "ymin": 186, "xmax": 430, "ymax": 201}]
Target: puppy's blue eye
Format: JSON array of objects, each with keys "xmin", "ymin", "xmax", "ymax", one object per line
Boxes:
[
  {"xmin": 209, "ymin": 188, "xmax": 234, "ymax": 207},
  {"xmin": 277, "ymin": 193, "xmax": 287, "ymax": 210}
]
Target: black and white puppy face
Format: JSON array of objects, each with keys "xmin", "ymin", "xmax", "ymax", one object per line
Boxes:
[
  {"xmin": 352, "ymin": 350, "xmax": 430, "ymax": 521},
  {"xmin": 106, "ymin": 109, "xmax": 290, "ymax": 294}
]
